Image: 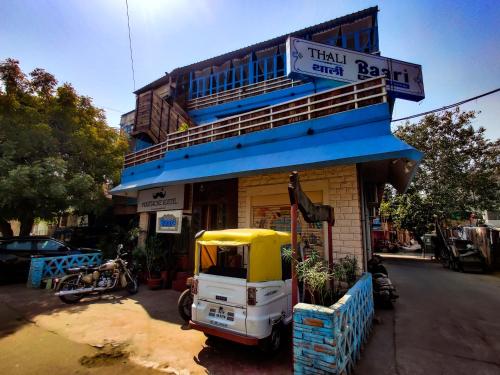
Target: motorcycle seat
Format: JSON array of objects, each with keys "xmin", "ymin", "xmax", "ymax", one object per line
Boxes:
[{"xmin": 66, "ymin": 266, "xmax": 99, "ymax": 273}]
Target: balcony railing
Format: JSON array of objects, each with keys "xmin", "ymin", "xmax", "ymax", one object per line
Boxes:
[
  {"xmin": 124, "ymin": 76, "xmax": 387, "ymax": 168},
  {"xmin": 186, "ymin": 76, "xmax": 304, "ymax": 111}
]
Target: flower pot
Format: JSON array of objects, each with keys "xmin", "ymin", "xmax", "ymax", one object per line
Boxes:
[
  {"xmin": 160, "ymin": 271, "xmax": 169, "ymax": 289},
  {"xmin": 138, "ymin": 271, "xmax": 148, "ymax": 283},
  {"xmin": 147, "ymin": 277, "xmax": 162, "ymax": 290},
  {"xmin": 177, "ymin": 255, "xmax": 189, "ymax": 271}
]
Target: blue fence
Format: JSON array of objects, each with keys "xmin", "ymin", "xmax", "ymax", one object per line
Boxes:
[
  {"xmin": 293, "ymin": 273, "xmax": 374, "ymax": 374},
  {"xmin": 27, "ymin": 253, "xmax": 102, "ymax": 288}
]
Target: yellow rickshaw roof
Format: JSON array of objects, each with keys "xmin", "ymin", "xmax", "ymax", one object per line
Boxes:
[{"xmin": 197, "ymin": 228, "xmax": 291, "ymax": 246}]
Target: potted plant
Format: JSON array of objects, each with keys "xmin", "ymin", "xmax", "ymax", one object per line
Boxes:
[
  {"xmin": 145, "ymin": 236, "xmax": 164, "ymax": 290},
  {"xmin": 282, "ymin": 248, "xmax": 333, "ymax": 306}
]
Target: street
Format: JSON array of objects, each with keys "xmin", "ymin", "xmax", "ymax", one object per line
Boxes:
[
  {"xmin": 357, "ymin": 257, "xmax": 500, "ymax": 375},
  {"xmin": 1, "ymin": 258, "xmax": 500, "ymax": 374},
  {"xmin": 0, "ymin": 284, "xmax": 291, "ymax": 375}
]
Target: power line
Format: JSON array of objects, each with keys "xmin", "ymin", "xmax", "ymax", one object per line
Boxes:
[
  {"xmin": 391, "ymin": 87, "xmax": 500, "ymax": 122},
  {"xmin": 101, "ymin": 106, "xmax": 126, "ymax": 114},
  {"xmin": 125, "ymin": 0, "xmax": 136, "ymax": 91}
]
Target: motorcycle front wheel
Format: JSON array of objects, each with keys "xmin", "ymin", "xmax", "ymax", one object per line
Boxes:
[
  {"xmin": 58, "ymin": 275, "xmax": 85, "ymax": 304},
  {"xmin": 126, "ymin": 274, "xmax": 139, "ymax": 295}
]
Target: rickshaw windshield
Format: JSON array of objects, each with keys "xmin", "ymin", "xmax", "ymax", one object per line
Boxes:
[{"xmin": 198, "ymin": 243, "xmax": 249, "ymax": 279}]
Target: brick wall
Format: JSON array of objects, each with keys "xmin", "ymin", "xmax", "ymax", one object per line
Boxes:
[
  {"xmin": 238, "ymin": 164, "xmax": 364, "ymax": 264},
  {"xmin": 293, "ymin": 273, "xmax": 374, "ymax": 374}
]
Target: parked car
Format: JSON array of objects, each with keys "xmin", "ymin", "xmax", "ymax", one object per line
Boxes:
[
  {"xmin": 0, "ymin": 236, "xmax": 101, "ymax": 283},
  {"xmin": 189, "ymin": 228, "xmax": 292, "ymax": 353}
]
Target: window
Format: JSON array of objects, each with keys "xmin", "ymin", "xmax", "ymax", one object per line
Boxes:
[
  {"xmin": 37, "ymin": 240, "xmax": 64, "ymax": 251},
  {"xmin": 199, "ymin": 244, "xmax": 248, "ymax": 279},
  {"xmin": 3, "ymin": 241, "xmax": 32, "ymax": 251}
]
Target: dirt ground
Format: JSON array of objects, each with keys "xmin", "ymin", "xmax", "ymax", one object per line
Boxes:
[{"xmin": 0, "ymin": 284, "xmax": 292, "ymax": 375}]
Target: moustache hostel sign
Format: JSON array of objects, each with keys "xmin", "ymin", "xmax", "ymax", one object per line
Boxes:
[
  {"xmin": 137, "ymin": 185, "xmax": 184, "ymax": 213},
  {"xmin": 286, "ymin": 37, "xmax": 425, "ymax": 101}
]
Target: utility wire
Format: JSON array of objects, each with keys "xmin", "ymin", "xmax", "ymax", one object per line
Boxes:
[
  {"xmin": 125, "ymin": 0, "xmax": 136, "ymax": 91},
  {"xmin": 101, "ymin": 106, "xmax": 126, "ymax": 113},
  {"xmin": 391, "ymin": 87, "xmax": 500, "ymax": 122}
]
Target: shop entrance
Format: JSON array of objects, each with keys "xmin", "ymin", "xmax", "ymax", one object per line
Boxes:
[{"xmin": 192, "ymin": 179, "xmax": 238, "ymax": 232}]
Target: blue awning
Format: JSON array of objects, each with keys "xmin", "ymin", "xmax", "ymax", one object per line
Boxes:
[{"xmin": 111, "ymin": 103, "xmax": 423, "ymax": 196}]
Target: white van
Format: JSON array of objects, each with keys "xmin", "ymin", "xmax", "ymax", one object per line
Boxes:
[{"xmin": 189, "ymin": 229, "xmax": 292, "ymax": 352}]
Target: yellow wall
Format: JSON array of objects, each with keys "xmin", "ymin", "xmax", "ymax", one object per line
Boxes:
[{"xmin": 238, "ymin": 165, "xmax": 364, "ymax": 265}]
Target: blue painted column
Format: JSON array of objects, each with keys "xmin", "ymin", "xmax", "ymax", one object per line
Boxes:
[{"xmin": 248, "ymin": 54, "xmax": 254, "ymax": 85}]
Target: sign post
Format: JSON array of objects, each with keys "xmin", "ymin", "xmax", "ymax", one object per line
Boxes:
[
  {"xmin": 137, "ymin": 185, "xmax": 184, "ymax": 213},
  {"xmin": 286, "ymin": 37, "xmax": 425, "ymax": 101},
  {"xmin": 156, "ymin": 210, "xmax": 183, "ymax": 234}
]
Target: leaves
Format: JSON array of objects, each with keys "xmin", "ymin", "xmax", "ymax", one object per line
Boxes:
[
  {"xmin": 385, "ymin": 108, "xmax": 500, "ymax": 236},
  {"xmin": 0, "ymin": 58, "xmax": 129, "ymax": 230}
]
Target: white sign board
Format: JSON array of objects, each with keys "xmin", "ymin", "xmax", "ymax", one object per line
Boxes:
[
  {"xmin": 286, "ymin": 37, "xmax": 425, "ymax": 101},
  {"xmin": 137, "ymin": 185, "xmax": 184, "ymax": 213},
  {"xmin": 156, "ymin": 210, "xmax": 183, "ymax": 234}
]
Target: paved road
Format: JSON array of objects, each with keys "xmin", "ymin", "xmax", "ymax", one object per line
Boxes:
[{"xmin": 357, "ymin": 257, "xmax": 500, "ymax": 375}]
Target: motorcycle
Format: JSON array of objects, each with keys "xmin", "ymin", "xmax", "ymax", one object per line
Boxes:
[
  {"xmin": 367, "ymin": 255, "xmax": 398, "ymax": 308},
  {"xmin": 55, "ymin": 244, "xmax": 138, "ymax": 304}
]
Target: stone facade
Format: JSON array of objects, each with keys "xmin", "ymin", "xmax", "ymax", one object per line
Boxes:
[{"xmin": 238, "ymin": 164, "xmax": 364, "ymax": 265}]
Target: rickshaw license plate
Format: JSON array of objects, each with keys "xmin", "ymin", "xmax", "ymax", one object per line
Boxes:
[{"xmin": 209, "ymin": 306, "xmax": 234, "ymax": 322}]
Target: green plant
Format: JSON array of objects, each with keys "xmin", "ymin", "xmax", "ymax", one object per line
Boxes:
[
  {"xmin": 132, "ymin": 245, "xmax": 147, "ymax": 273},
  {"xmin": 178, "ymin": 122, "xmax": 189, "ymax": 132},
  {"xmin": 332, "ymin": 255, "xmax": 359, "ymax": 296},
  {"xmin": 282, "ymin": 248, "xmax": 333, "ymax": 306},
  {"xmin": 144, "ymin": 236, "xmax": 164, "ymax": 278}
]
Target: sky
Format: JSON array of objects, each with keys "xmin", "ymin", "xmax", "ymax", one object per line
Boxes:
[{"xmin": 1, "ymin": 0, "xmax": 499, "ymax": 140}]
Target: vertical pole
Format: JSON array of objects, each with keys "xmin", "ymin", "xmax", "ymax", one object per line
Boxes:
[
  {"xmin": 291, "ymin": 202, "xmax": 299, "ymax": 307},
  {"xmin": 328, "ymin": 223, "xmax": 334, "ymax": 289},
  {"xmin": 248, "ymin": 53, "xmax": 254, "ymax": 85},
  {"xmin": 188, "ymin": 72, "xmax": 193, "ymax": 100}
]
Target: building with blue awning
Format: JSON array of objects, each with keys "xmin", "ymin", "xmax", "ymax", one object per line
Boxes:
[{"xmin": 111, "ymin": 6, "xmax": 423, "ymax": 270}]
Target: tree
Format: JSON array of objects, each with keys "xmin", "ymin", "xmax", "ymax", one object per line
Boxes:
[
  {"xmin": 0, "ymin": 58, "xmax": 128, "ymax": 236},
  {"xmin": 382, "ymin": 108, "xmax": 499, "ymax": 237}
]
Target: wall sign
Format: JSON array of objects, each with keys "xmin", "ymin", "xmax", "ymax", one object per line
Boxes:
[
  {"xmin": 286, "ymin": 37, "xmax": 425, "ymax": 101},
  {"xmin": 137, "ymin": 185, "xmax": 184, "ymax": 213},
  {"xmin": 156, "ymin": 210, "xmax": 183, "ymax": 234}
]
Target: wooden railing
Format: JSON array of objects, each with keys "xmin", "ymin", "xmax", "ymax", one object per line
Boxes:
[
  {"xmin": 186, "ymin": 76, "xmax": 304, "ymax": 110},
  {"xmin": 124, "ymin": 77, "xmax": 387, "ymax": 168},
  {"xmin": 135, "ymin": 90, "xmax": 193, "ymax": 144}
]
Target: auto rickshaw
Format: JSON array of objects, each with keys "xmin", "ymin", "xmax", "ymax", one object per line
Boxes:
[{"xmin": 178, "ymin": 228, "xmax": 292, "ymax": 352}]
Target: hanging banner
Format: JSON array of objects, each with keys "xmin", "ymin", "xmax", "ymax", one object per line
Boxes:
[
  {"xmin": 156, "ymin": 210, "xmax": 183, "ymax": 234},
  {"xmin": 286, "ymin": 37, "xmax": 425, "ymax": 101},
  {"xmin": 137, "ymin": 185, "xmax": 184, "ymax": 213}
]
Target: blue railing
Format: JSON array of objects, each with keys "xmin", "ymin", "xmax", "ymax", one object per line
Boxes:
[
  {"xmin": 293, "ymin": 273, "xmax": 374, "ymax": 374},
  {"xmin": 187, "ymin": 27, "xmax": 377, "ymax": 101},
  {"xmin": 27, "ymin": 252, "xmax": 102, "ymax": 288},
  {"xmin": 189, "ymin": 53, "xmax": 287, "ymax": 100}
]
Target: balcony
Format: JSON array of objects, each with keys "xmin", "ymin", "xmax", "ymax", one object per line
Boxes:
[
  {"xmin": 186, "ymin": 76, "xmax": 305, "ymax": 111},
  {"xmin": 134, "ymin": 90, "xmax": 193, "ymax": 144},
  {"xmin": 124, "ymin": 76, "xmax": 387, "ymax": 168}
]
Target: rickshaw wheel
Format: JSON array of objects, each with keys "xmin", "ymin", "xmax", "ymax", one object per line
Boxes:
[
  {"xmin": 177, "ymin": 289, "xmax": 193, "ymax": 322},
  {"xmin": 259, "ymin": 324, "xmax": 282, "ymax": 354}
]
